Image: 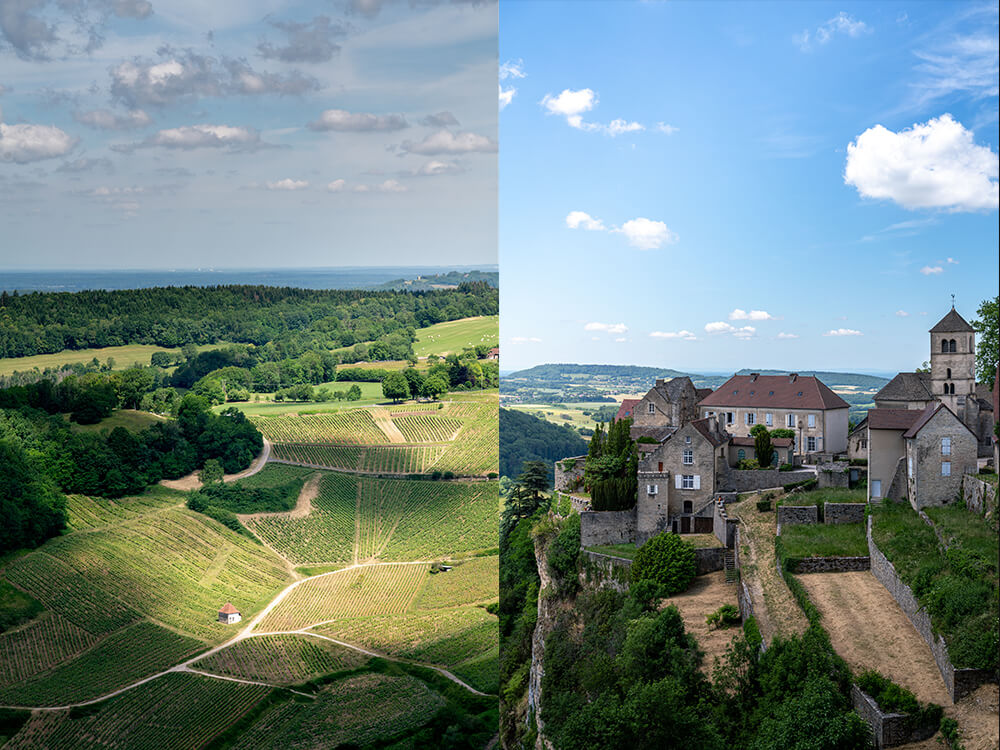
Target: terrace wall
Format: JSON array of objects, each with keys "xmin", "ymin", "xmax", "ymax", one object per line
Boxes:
[
  {"xmin": 580, "ymin": 509, "xmax": 636, "ymax": 547},
  {"xmin": 866, "ymin": 516, "xmax": 996, "ymax": 702},
  {"xmin": 720, "ymin": 468, "xmax": 814, "ymax": 493},
  {"xmin": 817, "ymin": 462, "xmax": 850, "ymax": 489},
  {"xmin": 850, "ymin": 685, "xmax": 938, "ymax": 749},
  {"xmin": 825, "ymin": 502, "xmax": 866, "ymax": 524},
  {"xmin": 713, "ymin": 499, "xmax": 738, "ymax": 547},
  {"xmin": 790, "ymin": 556, "xmax": 870, "ymax": 574},
  {"xmin": 582, "ymin": 547, "xmax": 722, "ymax": 576},
  {"xmin": 776, "ymin": 505, "xmax": 818, "ymax": 525}
]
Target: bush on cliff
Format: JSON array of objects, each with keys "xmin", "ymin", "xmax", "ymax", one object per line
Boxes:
[{"xmin": 631, "ymin": 532, "xmax": 696, "ymax": 595}]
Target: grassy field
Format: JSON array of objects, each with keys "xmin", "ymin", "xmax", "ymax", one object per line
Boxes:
[
  {"xmin": 66, "ymin": 409, "xmax": 166, "ymax": 434},
  {"xmin": 507, "ymin": 401, "xmax": 614, "ymax": 433},
  {"xmin": 194, "ymin": 634, "xmax": 368, "ymax": 685},
  {"xmin": 779, "ymin": 522, "xmax": 868, "ymax": 558},
  {"xmin": 243, "ymin": 472, "xmax": 498, "ymax": 565},
  {"xmin": 413, "ymin": 315, "xmax": 499, "ymax": 358},
  {"xmin": 924, "ymin": 503, "xmax": 999, "ymax": 568},
  {"xmin": 0, "ymin": 343, "xmax": 224, "ymax": 377},
  {"xmin": 212, "ymin": 381, "xmax": 387, "ymax": 416},
  {"xmin": 777, "ymin": 487, "xmax": 866, "ymax": 507},
  {"xmin": 2, "ymin": 672, "xmax": 270, "ymax": 750}
]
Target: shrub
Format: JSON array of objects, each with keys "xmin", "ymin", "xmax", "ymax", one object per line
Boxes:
[
  {"xmin": 849, "ymin": 458, "xmax": 868, "ymax": 466},
  {"xmin": 631, "ymin": 533, "xmax": 696, "ymax": 595},
  {"xmin": 737, "ymin": 458, "xmax": 761, "ymax": 470},
  {"xmin": 706, "ymin": 604, "xmax": 741, "ymax": 630},
  {"xmin": 778, "ymin": 463, "xmax": 795, "ymax": 472},
  {"xmin": 756, "ymin": 498, "xmax": 772, "ymax": 512},
  {"xmin": 547, "ymin": 514, "xmax": 581, "ymax": 594}
]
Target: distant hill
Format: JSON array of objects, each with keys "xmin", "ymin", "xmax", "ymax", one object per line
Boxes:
[
  {"xmin": 506, "ymin": 364, "xmax": 690, "ymax": 381},
  {"xmin": 500, "ymin": 407, "xmax": 588, "ymax": 482},
  {"xmin": 374, "ymin": 270, "xmax": 499, "ymax": 291},
  {"xmin": 733, "ymin": 368, "xmax": 889, "ymax": 390}
]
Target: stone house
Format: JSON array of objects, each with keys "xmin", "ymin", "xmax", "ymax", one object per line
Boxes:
[
  {"xmin": 697, "ymin": 373, "xmax": 850, "ymax": 455},
  {"xmin": 637, "ymin": 416, "xmax": 729, "ymax": 537},
  {"xmin": 874, "ymin": 308, "xmax": 994, "ymax": 457},
  {"xmin": 615, "ymin": 398, "xmax": 640, "ymax": 422},
  {"xmin": 848, "ymin": 418, "xmax": 868, "ymax": 461},
  {"xmin": 218, "ymin": 602, "xmax": 241, "ymax": 625},
  {"xmin": 632, "ymin": 376, "xmax": 706, "ymax": 429}
]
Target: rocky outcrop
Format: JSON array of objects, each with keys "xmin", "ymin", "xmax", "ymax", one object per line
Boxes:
[{"xmin": 528, "ymin": 533, "xmax": 556, "ymax": 750}]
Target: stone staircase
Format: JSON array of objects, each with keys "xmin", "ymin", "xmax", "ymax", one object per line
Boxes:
[{"xmin": 723, "ymin": 549, "xmax": 738, "ymax": 583}]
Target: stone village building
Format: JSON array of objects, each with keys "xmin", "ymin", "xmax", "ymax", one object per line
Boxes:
[{"xmin": 697, "ymin": 373, "xmax": 850, "ymax": 455}]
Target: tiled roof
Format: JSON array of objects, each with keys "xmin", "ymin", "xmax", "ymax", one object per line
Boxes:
[
  {"xmin": 697, "ymin": 374, "xmax": 848, "ymax": 410},
  {"xmin": 695, "ymin": 388, "xmax": 713, "ymax": 401},
  {"xmin": 903, "ymin": 403, "xmax": 977, "ymax": 440},
  {"xmin": 630, "ymin": 425, "xmax": 675, "ymax": 443},
  {"xmin": 848, "ymin": 416, "xmax": 868, "ymax": 437},
  {"xmin": 219, "ymin": 602, "xmax": 240, "ymax": 614},
  {"xmin": 867, "ymin": 408, "xmax": 923, "ymax": 431},
  {"xmin": 690, "ymin": 417, "xmax": 729, "ymax": 447},
  {"xmin": 616, "ymin": 398, "xmax": 640, "ymax": 422},
  {"xmin": 874, "ymin": 372, "xmax": 935, "ymax": 403},
  {"xmin": 929, "ymin": 308, "xmax": 974, "ymax": 333}
]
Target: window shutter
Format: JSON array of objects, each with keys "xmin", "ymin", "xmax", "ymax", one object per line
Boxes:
[
  {"xmin": 675, "ymin": 475, "xmax": 682, "ymax": 489},
  {"xmin": 693, "ymin": 475, "xmax": 701, "ymax": 489}
]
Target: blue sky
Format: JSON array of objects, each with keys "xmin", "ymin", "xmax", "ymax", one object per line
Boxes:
[
  {"xmin": 0, "ymin": 0, "xmax": 497, "ymax": 270},
  {"xmin": 499, "ymin": 1, "xmax": 998, "ymax": 374}
]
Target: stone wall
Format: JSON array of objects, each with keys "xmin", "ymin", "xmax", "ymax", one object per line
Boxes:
[
  {"xmin": 825, "ymin": 502, "xmax": 866, "ymax": 524},
  {"xmin": 713, "ymin": 499, "xmax": 737, "ymax": 547},
  {"xmin": 851, "ymin": 685, "xmax": 937, "ymax": 748},
  {"xmin": 867, "ymin": 516, "xmax": 996, "ymax": 702},
  {"xmin": 554, "ymin": 455, "xmax": 587, "ymax": 492},
  {"xmin": 817, "ymin": 462, "xmax": 849, "ymax": 488},
  {"xmin": 790, "ymin": 556, "xmax": 870, "ymax": 573},
  {"xmin": 776, "ymin": 505, "xmax": 818, "ymax": 525},
  {"xmin": 963, "ymin": 474, "xmax": 997, "ymax": 520},
  {"xmin": 695, "ymin": 547, "xmax": 725, "ymax": 575},
  {"xmin": 719, "ymin": 468, "xmax": 814, "ymax": 493},
  {"xmin": 885, "ymin": 456, "xmax": 907, "ymax": 503},
  {"xmin": 580, "ymin": 509, "xmax": 636, "ymax": 546}
]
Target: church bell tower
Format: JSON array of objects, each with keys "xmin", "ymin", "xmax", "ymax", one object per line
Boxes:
[{"xmin": 929, "ymin": 303, "xmax": 976, "ymax": 418}]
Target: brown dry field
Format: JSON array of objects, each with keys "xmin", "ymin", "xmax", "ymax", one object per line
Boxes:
[
  {"xmin": 798, "ymin": 571, "xmax": 999, "ymax": 750},
  {"xmin": 660, "ymin": 570, "xmax": 741, "ymax": 679}
]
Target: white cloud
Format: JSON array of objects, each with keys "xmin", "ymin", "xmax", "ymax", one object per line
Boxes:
[
  {"xmin": 352, "ymin": 179, "xmax": 407, "ymax": 194},
  {"xmin": 541, "ymin": 88, "xmax": 597, "ymax": 129},
  {"xmin": 729, "ymin": 308, "xmax": 775, "ymax": 321},
  {"xmin": 844, "ymin": 115, "xmax": 998, "ymax": 212},
  {"xmin": 614, "ymin": 337, "xmax": 627, "ymax": 343},
  {"xmin": 796, "ymin": 12, "xmax": 871, "ymax": 51},
  {"xmin": 656, "ymin": 122, "xmax": 679, "ymax": 135},
  {"xmin": 307, "ymin": 109, "xmax": 407, "ymax": 132},
  {"xmin": 565, "ymin": 210, "xmax": 605, "ymax": 231},
  {"xmin": 499, "ymin": 84, "xmax": 515, "ymax": 110},
  {"xmin": 920, "ymin": 265, "xmax": 944, "ymax": 275},
  {"xmin": 399, "ymin": 129, "xmax": 496, "ymax": 155},
  {"xmin": 500, "ymin": 59, "xmax": 526, "ymax": 80},
  {"xmin": 74, "ymin": 108, "xmax": 151, "ymax": 131},
  {"xmin": 585, "ymin": 322, "xmax": 628, "ymax": 335},
  {"xmin": 0, "ymin": 121, "xmax": 77, "ymax": 163},
  {"xmin": 650, "ymin": 330, "xmax": 697, "ymax": 341},
  {"xmin": 911, "ymin": 31, "xmax": 999, "ymax": 111},
  {"xmin": 776, "ymin": 332, "xmax": 799, "ymax": 339},
  {"xmin": 705, "ymin": 322, "xmax": 756, "ymax": 338},
  {"xmin": 412, "ymin": 160, "xmax": 463, "ymax": 177},
  {"xmin": 266, "ymin": 178, "xmax": 309, "ymax": 191},
  {"xmin": 511, "ymin": 336, "xmax": 542, "ymax": 344},
  {"xmin": 123, "ymin": 124, "xmax": 261, "ymax": 150},
  {"xmin": 326, "ymin": 179, "xmax": 346, "ymax": 192},
  {"xmin": 946, "ymin": 257, "xmax": 959, "ymax": 264},
  {"xmin": 607, "ymin": 119, "xmax": 643, "ymax": 136},
  {"xmin": 824, "ymin": 328, "xmax": 863, "ymax": 336},
  {"xmin": 895, "ymin": 310, "xmax": 910, "ymax": 317},
  {"xmin": 617, "ymin": 217, "xmax": 677, "ymax": 250}
]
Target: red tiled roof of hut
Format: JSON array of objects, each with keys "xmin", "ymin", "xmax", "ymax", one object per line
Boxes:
[{"xmin": 219, "ymin": 603, "xmax": 239, "ymax": 615}]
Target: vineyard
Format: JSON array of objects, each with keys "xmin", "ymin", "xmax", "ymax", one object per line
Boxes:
[
  {"xmin": 2, "ymin": 672, "xmax": 270, "ymax": 750},
  {"xmin": 229, "ymin": 672, "xmax": 444, "ymax": 750},
  {"xmin": 242, "ymin": 472, "xmax": 498, "ymax": 565},
  {"xmin": 0, "ymin": 621, "xmax": 201, "ymax": 706},
  {"xmin": 256, "ymin": 564, "xmax": 429, "ymax": 632},
  {"xmin": 411, "ymin": 556, "xmax": 499, "ymax": 610},
  {"xmin": 0, "ymin": 612, "xmax": 97, "ymax": 687},
  {"xmin": 193, "ymin": 634, "xmax": 367, "ymax": 685},
  {"xmin": 392, "ymin": 414, "xmax": 462, "ymax": 443},
  {"xmin": 64, "ymin": 490, "xmax": 181, "ymax": 532},
  {"xmin": 251, "ymin": 411, "xmax": 389, "ymax": 444}
]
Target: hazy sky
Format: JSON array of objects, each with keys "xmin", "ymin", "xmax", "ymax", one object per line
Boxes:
[
  {"xmin": 0, "ymin": 0, "xmax": 497, "ymax": 269},
  {"xmin": 500, "ymin": 1, "xmax": 999, "ymax": 373}
]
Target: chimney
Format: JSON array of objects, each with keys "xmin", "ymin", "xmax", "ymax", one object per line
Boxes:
[
  {"xmin": 708, "ymin": 414, "xmax": 718, "ymax": 434},
  {"xmin": 655, "ymin": 378, "xmax": 665, "ymax": 386},
  {"xmin": 789, "ymin": 373, "xmax": 797, "ymax": 383},
  {"xmin": 750, "ymin": 373, "xmax": 759, "ymax": 381}
]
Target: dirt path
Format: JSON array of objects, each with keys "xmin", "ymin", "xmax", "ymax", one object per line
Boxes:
[
  {"xmin": 371, "ymin": 408, "xmax": 406, "ymax": 443},
  {"xmin": 160, "ymin": 440, "xmax": 272, "ymax": 491},
  {"xmin": 238, "ymin": 472, "xmax": 321, "ymax": 522},
  {"xmin": 727, "ymin": 496, "xmax": 808, "ymax": 643},
  {"xmin": 659, "ymin": 570, "xmax": 740, "ymax": 678},
  {"xmin": 798, "ymin": 572, "xmax": 999, "ymax": 750}
]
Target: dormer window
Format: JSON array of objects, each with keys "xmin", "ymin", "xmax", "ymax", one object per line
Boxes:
[
  {"xmin": 684, "ymin": 435, "xmax": 691, "ymax": 444},
  {"xmin": 797, "ymin": 391, "xmax": 803, "ymax": 397},
  {"xmin": 768, "ymin": 391, "xmax": 774, "ymax": 396}
]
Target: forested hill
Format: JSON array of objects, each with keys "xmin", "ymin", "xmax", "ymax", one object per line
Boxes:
[
  {"xmin": 733, "ymin": 369, "xmax": 889, "ymax": 389},
  {"xmin": 500, "ymin": 407, "xmax": 588, "ymax": 481},
  {"xmin": 375, "ymin": 270, "xmax": 499, "ymax": 291},
  {"xmin": 507, "ymin": 364, "xmax": 691, "ymax": 381},
  {"xmin": 0, "ymin": 283, "xmax": 497, "ymax": 359}
]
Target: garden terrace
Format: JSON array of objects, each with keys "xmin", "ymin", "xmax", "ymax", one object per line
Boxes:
[
  {"xmin": 779, "ymin": 523, "xmax": 869, "ymax": 559},
  {"xmin": 776, "ymin": 487, "xmax": 867, "ymax": 507}
]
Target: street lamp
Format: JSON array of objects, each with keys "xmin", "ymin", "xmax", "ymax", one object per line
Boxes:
[{"xmin": 797, "ymin": 419, "xmax": 804, "ymax": 462}]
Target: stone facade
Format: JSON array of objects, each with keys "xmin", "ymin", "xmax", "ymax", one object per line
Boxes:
[
  {"xmin": 790, "ymin": 556, "xmax": 870, "ymax": 573},
  {"xmin": 719, "ymin": 467, "xmax": 813, "ymax": 493},
  {"xmin": 817, "ymin": 462, "xmax": 849, "ymax": 488},
  {"xmin": 867, "ymin": 517, "xmax": 995, "ymax": 702},
  {"xmin": 904, "ymin": 406, "xmax": 978, "ymax": 510},
  {"xmin": 580, "ymin": 509, "xmax": 636, "ymax": 547},
  {"xmin": 632, "ymin": 376, "xmax": 701, "ymax": 429},
  {"xmin": 825, "ymin": 502, "xmax": 866, "ymax": 524},
  {"xmin": 553, "ymin": 455, "xmax": 587, "ymax": 492},
  {"xmin": 776, "ymin": 505, "xmax": 819, "ymax": 525},
  {"xmin": 713, "ymin": 499, "xmax": 738, "ymax": 548}
]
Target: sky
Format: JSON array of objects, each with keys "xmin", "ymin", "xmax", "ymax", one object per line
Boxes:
[
  {"xmin": 0, "ymin": 0, "xmax": 497, "ymax": 269},
  {"xmin": 499, "ymin": 1, "xmax": 999, "ymax": 374}
]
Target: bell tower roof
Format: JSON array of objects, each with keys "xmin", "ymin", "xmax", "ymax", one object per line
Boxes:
[{"xmin": 929, "ymin": 308, "xmax": 974, "ymax": 334}]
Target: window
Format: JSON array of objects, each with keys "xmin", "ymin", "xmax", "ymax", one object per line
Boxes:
[
  {"xmin": 807, "ymin": 436, "xmax": 816, "ymax": 452},
  {"xmin": 969, "ymin": 335, "xmax": 973, "ymax": 351},
  {"xmin": 871, "ymin": 479, "xmax": 882, "ymax": 498},
  {"xmin": 648, "ymin": 402, "xmax": 655, "ymax": 414},
  {"xmin": 787, "ymin": 414, "xmax": 796, "ymax": 428},
  {"xmin": 685, "ymin": 435, "xmax": 691, "ymax": 444},
  {"xmin": 682, "ymin": 475, "xmax": 694, "ymax": 489},
  {"xmin": 682, "ymin": 449, "xmax": 693, "ymax": 465},
  {"xmin": 860, "ymin": 439, "xmax": 867, "ymax": 449},
  {"xmin": 947, "ymin": 368, "xmax": 952, "ymax": 378},
  {"xmin": 941, "ymin": 339, "xmax": 949, "ymax": 354},
  {"xmin": 941, "ymin": 437, "xmax": 951, "ymax": 455},
  {"xmin": 949, "ymin": 339, "xmax": 957, "ymax": 353},
  {"xmin": 807, "ymin": 414, "xmax": 815, "ymax": 428},
  {"xmin": 683, "ymin": 501, "xmax": 693, "ymax": 513},
  {"xmin": 737, "ymin": 449, "xmax": 746, "ymax": 461},
  {"xmin": 746, "ymin": 412, "xmax": 755, "ymax": 426},
  {"xmin": 726, "ymin": 412, "xmax": 734, "ymax": 425},
  {"xmin": 908, "ymin": 455, "xmax": 913, "ymax": 478},
  {"xmin": 941, "ymin": 461, "xmax": 951, "ymax": 476},
  {"xmin": 647, "ymin": 484, "xmax": 658, "ymax": 495},
  {"xmin": 765, "ymin": 412, "xmax": 773, "ymax": 426},
  {"xmin": 657, "ymin": 461, "xmax": 663, "ymax": 472}
]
